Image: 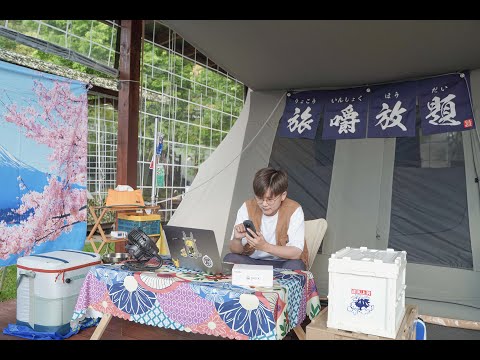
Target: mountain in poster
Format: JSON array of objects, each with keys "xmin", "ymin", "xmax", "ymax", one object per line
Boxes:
[{"xmin": 0, "ymin": 145, "xmax": 49, "ymax": 222}]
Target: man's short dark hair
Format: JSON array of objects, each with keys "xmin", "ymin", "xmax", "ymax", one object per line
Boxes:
[{"xmin": 253, "ymin": 167, "xmax": 288, "ymax": 197}]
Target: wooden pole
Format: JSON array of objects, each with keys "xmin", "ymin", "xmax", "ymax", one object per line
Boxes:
[
  {"xmin": 117, "ymin": 19, "xmax": 142, "ymax": 189},
  {"xmin": 116, "ymin": 20, "xmax": 142, "ymax": 253}
]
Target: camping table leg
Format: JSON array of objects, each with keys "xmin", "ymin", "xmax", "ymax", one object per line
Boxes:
[
  {"xmin": 88, "ymin": 208, "xmax": 108, "ymax": 253},
  {"xmin": 87, "ymin": 206, "xmax": 101, "ymax": 253},
  {"xmin": 293, "ymin": 325, "xmax": 306, "ymax": 340},
  {"xmin": 90, "ymin": 313, "xmax": 113, "ymax": 340}
]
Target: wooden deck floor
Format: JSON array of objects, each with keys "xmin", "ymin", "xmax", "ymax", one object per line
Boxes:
[{"xmin": 0, "ymin": 299, "xmax": 303, "ymax": 340}]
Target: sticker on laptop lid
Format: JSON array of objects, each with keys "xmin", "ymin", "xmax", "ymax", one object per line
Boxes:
[{"xmin": 202, "ymin": 255, "xmax": 213, "ymax": 268}]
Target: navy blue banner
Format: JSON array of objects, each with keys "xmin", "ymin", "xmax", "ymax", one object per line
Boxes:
[
  {"xmin": 322, "ymin": 88, "xmax": 368, "ymax": 140},
  {"xmin": 367, "ymin": 81, "xmax": 417, "ymax": 138},
  {"xmin": 418, "ymin": 72, "xmax": 475, "ymax": 135},
  {"xmin": 278, "ymin": 91, "xmax": 323, "ymax": 139}
]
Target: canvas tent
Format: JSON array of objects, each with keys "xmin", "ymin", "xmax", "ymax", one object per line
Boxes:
[{"xmin": 164, "ymin": 20, "xmax": 480, "ymax": 322}]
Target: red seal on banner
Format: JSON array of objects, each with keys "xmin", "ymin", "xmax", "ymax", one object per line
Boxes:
[{"xmin": 464, "ymin": 119, "xmax": 473, "ymax": 128}]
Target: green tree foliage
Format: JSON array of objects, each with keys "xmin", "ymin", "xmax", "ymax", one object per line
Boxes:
[
  {"xmin": 1, "ymin": 20, "xmax": 245, "ymax": 214},
  {"xmin": 1, "ymin": 20, "xmax": 116, "ymax": 77}
]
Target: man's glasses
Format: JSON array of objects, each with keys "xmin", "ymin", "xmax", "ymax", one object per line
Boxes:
[{"xmin": 255, "ymin": 194, "xmax": 281, "ymax": 205}]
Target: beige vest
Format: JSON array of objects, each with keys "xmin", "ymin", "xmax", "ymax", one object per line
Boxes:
[{"xmin": 241, "ymin": 197, "xmax": 309, "ymax": 268}]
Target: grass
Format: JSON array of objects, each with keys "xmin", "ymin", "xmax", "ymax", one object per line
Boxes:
[
  {"xmin": 0, "ymin": 265, "xmax": 18, "ymax": 302},
  {"xmin": 0, "ymin": 242, "xmax": 96, "ymax": 302}
]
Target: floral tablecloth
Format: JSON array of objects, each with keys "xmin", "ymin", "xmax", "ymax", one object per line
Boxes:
[{"xmin": 71, "ymin": 261, "xmax": 321, "ymax": 340}]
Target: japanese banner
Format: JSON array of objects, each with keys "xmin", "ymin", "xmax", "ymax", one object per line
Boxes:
[
  {"xmin": 367, "ymin": 81, "xmax": 417, "ymax": 138},
  {"xmin": 418, "ymin": 72, "xmax": 475, "ymax": 135},
  {"xmin": 277, "ymin": 72, "xmax": 475, "ymax": 141},
  {"xmin": 278, "ymin": 91, "xmax": 323, "ymax": 139},
  {"xmin": 322, "ymin": 88, "xmax": 369, "ymax": 140}
]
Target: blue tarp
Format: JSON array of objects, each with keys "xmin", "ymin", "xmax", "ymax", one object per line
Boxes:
[{"xmin": 3, "ymin": 318, "xmax": 99, "ymax": 340}]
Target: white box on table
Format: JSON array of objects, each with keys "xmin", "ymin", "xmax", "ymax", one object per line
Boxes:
[
  {"xmin": 16, "ymin": 249, "xmax": 101, "ymax": 335},
  {"xmin": 232, "ymin": 264, "xmax": 273, "ymax": 287},
  {"xmin": 326, "ymin": 246, "xmax": 407, "ymax": 339}
]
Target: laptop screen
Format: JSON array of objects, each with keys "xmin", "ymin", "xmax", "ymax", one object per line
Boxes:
[{"xmin": 163, "ymin": 225, "xmax": 226, "ymax": 274}]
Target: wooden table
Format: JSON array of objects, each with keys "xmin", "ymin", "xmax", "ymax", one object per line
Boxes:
[
  {"xmin": 87, "ymin": 205, "xmax": 160, "ymax": 253},
  {"xmin": 306, "ymin": 304, "xmax": 418, "ymax": 340}
]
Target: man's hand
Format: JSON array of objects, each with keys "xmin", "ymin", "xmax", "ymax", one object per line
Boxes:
[
  {"xmin": 233, "ymin": 223, "xmax": 247, "ymax": 240},
  {"xmin": 245, "ymin": 229, "xmax": 268, "ymax": 252}
]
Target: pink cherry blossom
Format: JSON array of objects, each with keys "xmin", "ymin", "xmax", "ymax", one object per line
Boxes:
[{"xmin": 0, "ymin": 79, "xmax": 88, "ymax": 259}]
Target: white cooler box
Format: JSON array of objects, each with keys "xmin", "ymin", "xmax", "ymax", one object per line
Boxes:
[
  {"xmin": 327, "ymin": 246, "xmax": 407, "ymax": 339},
  {"xmin": 16, "ymin": 249, "xmax": 101, "ymax": 335}
]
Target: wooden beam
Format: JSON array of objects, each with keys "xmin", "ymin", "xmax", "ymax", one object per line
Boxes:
[
  {"xmin": 116, "ymin": 20, "xmax": 142, "ymax": 254},
  {"xmin": 421, "ymin": 314, "xmax": 480, "ymax": 331},
  {"xmin": 90, "ymin": 85, "xmax": 118, "ymax": 99},
  {"xmin": 117, "ymin": 20, "xmax": 142, "ymax": 188}
]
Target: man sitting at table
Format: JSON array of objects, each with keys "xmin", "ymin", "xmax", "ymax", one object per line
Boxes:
[{"xmin": 223, "ymin": 167, "xmax": 308, "ymax": 270}]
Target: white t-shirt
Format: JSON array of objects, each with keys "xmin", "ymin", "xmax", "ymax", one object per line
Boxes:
[{"xmin": 231, "ymin": 202, "xmax": 305, "ymax": 260}]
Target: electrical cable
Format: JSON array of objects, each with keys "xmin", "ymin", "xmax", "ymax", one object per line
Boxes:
[
  {"xmin": 121, "ymin": 260, "xmax": 162, "ymax": 271},
  {"xmin": 181, "ymin": 71, "xmax": 474, "ymax": 203},
  {"xmin": 171, "ymin": 92, "xmax": 287, "ymax": 200}
]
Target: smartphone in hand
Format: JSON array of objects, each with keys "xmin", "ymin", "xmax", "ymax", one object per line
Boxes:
[{"xmin": 243, "ymin": 220, "xmax": 257, "ymax": 236}]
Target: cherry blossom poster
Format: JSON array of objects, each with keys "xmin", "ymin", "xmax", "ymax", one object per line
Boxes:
[{"xmin": 0, "ymin": 60, "xmax": 88, "ymax": 267}]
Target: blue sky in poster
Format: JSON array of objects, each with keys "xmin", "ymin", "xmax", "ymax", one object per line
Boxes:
[
  {"xmin": 0, "ymin": 60, "xmax": 88, "ymax": 267},
  {"xmin": 0, "ymin": 61, "xmax": 85, "ymax": 175}
]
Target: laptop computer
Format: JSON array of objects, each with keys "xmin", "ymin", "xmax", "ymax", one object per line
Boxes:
[{"xmin": 163, "ymin": 225, "xmax": 233, "ymax": 275}]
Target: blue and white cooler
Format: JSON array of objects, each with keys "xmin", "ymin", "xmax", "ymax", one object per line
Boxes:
[{"xmin": 16, "ymin": 249, "xmax": 101, "ymax": 335}]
